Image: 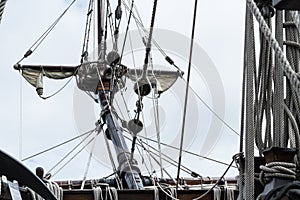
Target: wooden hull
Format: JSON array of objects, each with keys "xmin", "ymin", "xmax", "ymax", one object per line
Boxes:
[{"xmin": 63, "ymin": 189, "xmax": 239, "ymax": 200}]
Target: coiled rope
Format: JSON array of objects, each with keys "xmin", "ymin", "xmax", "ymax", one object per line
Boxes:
[
  {"xmin": 93, "ymin": 185, "xmax": 118, "ymax": 200},
  {"xmin": 28, "ymin": 180, "xmax": 63, "ymax": 200},
  {"xmin": 259, "ymin": 162, "xmax": 296, "ymax": 186},
  {"xmin": 290, "ymin": 11, "xmax": 300, "ymax": 35},
  {"xmin": 246, "ymin": 0, "xmax": 300, "ymax": 97}
]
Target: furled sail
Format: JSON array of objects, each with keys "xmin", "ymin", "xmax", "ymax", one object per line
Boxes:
[
  {"xmin": 14, "ymin": 64, "xmax": 77, "ymax": 96},
  {"xmin": 126, "ymin": 69, "xmax": 181, "ymax": 94}
]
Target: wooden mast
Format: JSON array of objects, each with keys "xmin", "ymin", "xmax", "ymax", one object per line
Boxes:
[{"xmin": 96, "ymin": 0, "xmax": 144, "ymax": 190}]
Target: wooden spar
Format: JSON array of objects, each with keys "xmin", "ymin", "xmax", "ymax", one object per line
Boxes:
[{"xmin": 13, "ymin": 64, "xmax": 78, "ymax": 73}]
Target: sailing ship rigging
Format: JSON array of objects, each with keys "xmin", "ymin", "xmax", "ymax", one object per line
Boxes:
[
  {"xmin": 0, "ymin": 0, "xmax": 7, "ymax": 24},
  {"xmin": 1, "ymin": 0, "xmax": 300, "ymax": 199}
]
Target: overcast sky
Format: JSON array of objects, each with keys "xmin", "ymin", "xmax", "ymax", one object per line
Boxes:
[{"xmin": 0, "ymin": 0, "xmax": 246, "ymax": 180}]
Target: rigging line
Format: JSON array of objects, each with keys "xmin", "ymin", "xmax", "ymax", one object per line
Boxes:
[
  {"xmin": 139, "ymin": 106, "xmax": 156, "ymax": 172},
  {"xmin": 152, "ymin": 78, "xmax": 163, "ymax": 177},
  {"xmin": 52, "ymin": 131, "xmax": 100, "ymax": 177},
  {"xmin": 47, "ymin": 129, "xmax": 95, "ymax": 175},
  {"xmin": 22, "ymin": 128, "xmax": 95, "ymax": 161},
  {"xmin": 126, "ymin": 0, "xmax": 144, "ymax": 29},
  {"xmin": 176, "ymin": 0, "xmax": 198, "ymax": 190},
  {"xmin": 123, "ymin": 134, "xmax": 183, "ymax": 188},
  {"xmin": 106, "ymin": 0, "xmax": 116, "ymax": 49},
  {"xmin": 283, "ymin": 103, "xmax": 300, "ymax": 149},
  {"xmin": 17, "ymin": 0, "xmax": 78, "ymax": 64},
  {"xmin": 137, "ymin": 137, "xmax": 194, "ymax": 176},
  {"xmin": 156, "ymin": 183, "xmax": 179, "ymax": 200},
  {"xmin": 135, "ymin": 140, "xmax": 152, "ymax": 176},
  {"xmin": 122, "ymin": 3, "xmax": 155, "ymax": 173},
  {"xmin": 101, "ymin": 124, "xmax": 123, "ymax": 189},
  {"xmin": 124, "ymin": 129, "xmax": 153, "ymax": 176},
  {"xmin": 184, "ymin": 79, "xmax": 240, "ymax": 136},
  {"xmin": 19, "ymin": 74, "xmax": 23, "ymax": 160},
  {"xmin": 150, "ymin": 155, "xmax": 182, "ymax": 191},
  {"xmin": 81, "ymin": 0, "xmax": 94, "ymax": 62},
  {"xmin": 192, "ymin": 153, "xmax": 240, "ymax": 200},
  {"xmin": 122, "ymin": 0, "xmax": 146, "ymax": 44},
  {"xmin": 114, "ymin": 98, "xmax": 127, "ymax": 120},
  {"xmin": 81, "ymin": 131, "xmax": 98, "ymax": 190},
  {"xmin": 39, "ymin": 75, "xmax": 75, "ymax": 100},
  {"xmin": 136, "ymin": 134, "xmax": 237, "ymax": 168},
  {"xmin": 124, "ymin": 0, "xmax": 161, "ymax": 174},
  {"xmin": 152, "ymin": 91, "xmax": 162, "ymax": 155},
  {"xmin": 244, "ymin": 5, "xmax": 256, "ymax": 200},
  {"xmin": 119, "ymin": 0, "xmax": 135, "ymax": 63},
  {"xmin": 142, "ymin": 0, "xmax": 158, "ymax": 73},
  {"xmin": 121, "ymin": 0, "xmax": 183, "ymax": 74},
  {"xmin": 124, "ymin": 130, "xmax": 206, "ymax": 178}
]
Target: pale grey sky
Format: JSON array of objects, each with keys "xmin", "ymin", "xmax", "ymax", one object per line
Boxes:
[{"xmin": 0, "ymin": 0, "xmax": 246, "ymax": 180}]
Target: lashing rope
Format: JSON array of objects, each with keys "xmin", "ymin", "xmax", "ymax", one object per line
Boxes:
[{"xmin": 259, "ymin": 162, "xmax": 296, "ymax": 186}]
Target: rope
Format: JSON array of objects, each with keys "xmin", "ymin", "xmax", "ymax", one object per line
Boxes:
[
  {"xmin": 246, "ymin": 0, "xmax": 300, "ymax": 97},
  {"xmin": 49, "ymin": 130, "xmax": 98, "ymax": 177},
  {"xmin": 152, "ymin": 90, "xmax": 163, "ymax": 177},
  {"xmin": 149, "ymin": 152, "xmax": 180, "ymax": 186},
  {"xmin": 103, "ymin": 125, "xmax": 123, "ymax": 189},
  {"xmin": 136, "ymin": 134, "xmax": 237, "ymax": 168},
  {"xmin": 17, "ymin": 0, "xmax": 78, "ymax": 64},
  {"xmin": 22, "ymin": 129, "xmax": 95, "ymax": 161},
  {"xmin": 135, "ymin": 136, "xmax": 194, "ymax": 176},
  {"xmin": 109, "ymin": 187, "xmax": 118, "ymax": 200},
  {"xmin": 80, "ymin": 0, "xmax": 95, "ymax": 63},
  {"xmin": 283, "ymin": 103, "xmax": 300, "ymax": 150},
  {"xmin": 213, "ymin": 186, "xmax": 221, "ymax": 200},
  {"xmin": 93, "ymin": 185, "xmax": 118, "ymax": 200},
  {"xmin": 225, "ymin": 186, "xmax": 235, "ymax": 200},
  {"xmin": 284, "ymin": 11, "xmax": 300, "ymax": 151},
  {"xmin": 186, "ymin": 79, "xmax": 240, "ymax": 136},
  {"xmin": 255, "ymin": 17, "xmax": 272, "ymax": 153},
  {"xmin": 192, "ymin": 153, "xmax": 241, "ymax": 200},
  {"xmin": 153, "ymin": 186, "xmax": 159, "ymax": 200},
  {"xmin": 244, "ymin": 4, "xmax": 256, "ymax": 200},
  {"xmin": 28, "ymin": 180, "xmax": 63, "ymax": 200},
  {"xmin": 176, "ymin": 0, "xmax": 198, "ymax": 190},
  {"xmin": 119, "ymin": 0, "xmax": 135, "ymax": 63},
  {"xmin": 259, "ymin": 162, "xmax": 296, "ymax": 186},
  {"xmin": 123, "ymin": 133, "xmax": 186, "ymax": 186},
  {"xmin": 39, "ymin": 75, "xmax": 75, "ymax": 100},
  {"xmin": 120, "ymin": 0, "xmax": 156, "ymax": 176},
  {"xmin": 121, "ymin": 0, "xmax": 183, "ymax": 74},
  {"xmin": 274, "ymin": 10, "xmax": 284, "ymax": 148},
  {"xmin": 238, "ymin": 10, "xmax": 248, "ymax": 195},
  {"xmin": 81, "ymin": 132, "xmax": 98, "ymax": 189},
  {"xmin": 93, "ymin": 186, "xmax": 103, "ymax": 200},
  {"xmin": 290, "ymin": 11, "xmax": 300, "ymax": 35},
  {"xmin": 19, "ymin": 75, "xmax": 23, "ymax": 160},
  {"xmin": 156, "ymin": 183, "xmax": 179, "ymax": 200},
  {"xmin": 142, "ymin": 0, "xmax": 158, "ymax": 73}
]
